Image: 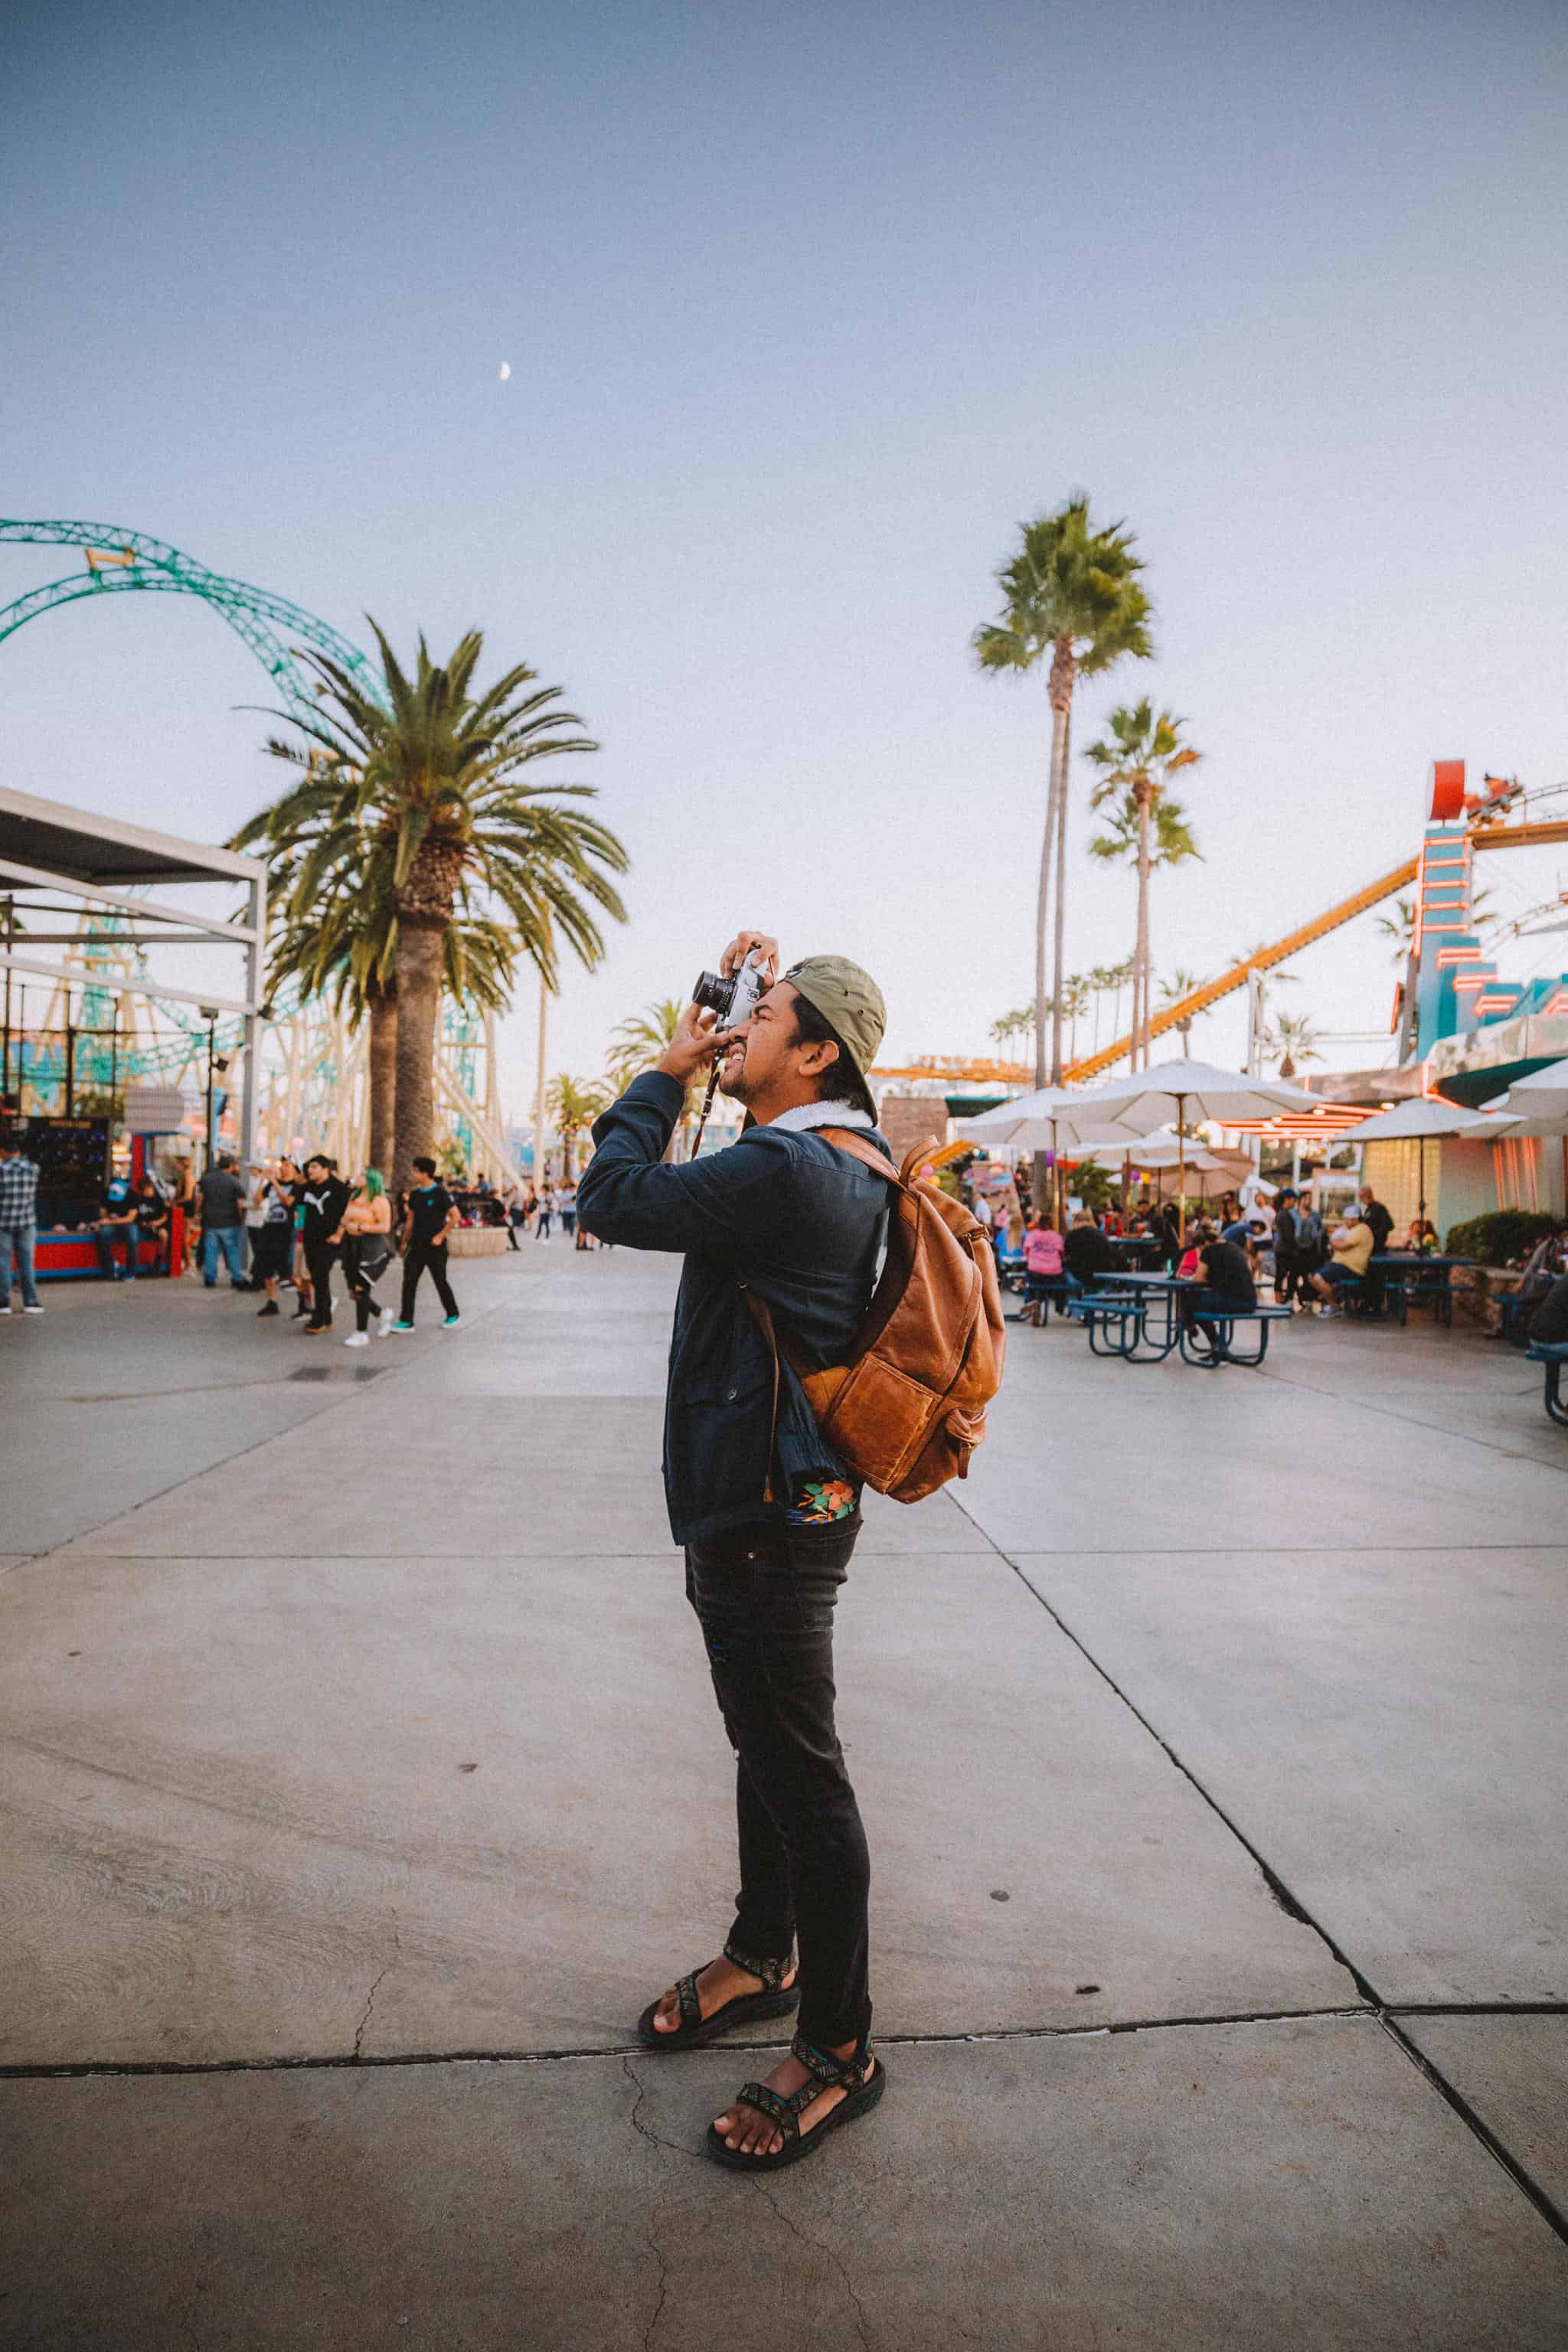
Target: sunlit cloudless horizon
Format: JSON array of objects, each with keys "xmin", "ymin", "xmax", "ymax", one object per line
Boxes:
[{"xmin": 5, "ymin": 0, "xmax": 1567, "ymax": 1105}]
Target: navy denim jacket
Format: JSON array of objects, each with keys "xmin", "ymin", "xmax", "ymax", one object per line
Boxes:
[{"xmin": 576, "ymin": 1072, "xmax": 891, "ymax": 1544}]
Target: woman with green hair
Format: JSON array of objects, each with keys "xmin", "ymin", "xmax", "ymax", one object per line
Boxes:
[{"xmin": 337, "ymin": 1167, "xmax": 394, "ymax": 1347}]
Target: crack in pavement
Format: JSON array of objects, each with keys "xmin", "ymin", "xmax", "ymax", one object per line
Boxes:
[
  {"xmin": 639, "ymin": 2218, "xmax": 669, "ymax": 2352},
  {"xmin": 352, "ymin": 1919, "xmax": 400, "ymax": 2062},
  {"xmin": 750, "ymin": 2178, "xmax": 872, "ymax": 2352},
  {"xmin": 621, "ymin": 2054, "xmax": 702, "ymax": 2163}
]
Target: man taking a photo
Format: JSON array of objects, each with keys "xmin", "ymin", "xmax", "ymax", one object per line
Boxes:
[{"xmin": 577, "ymin": 930, "xmax": 890, "ymax": 2172}]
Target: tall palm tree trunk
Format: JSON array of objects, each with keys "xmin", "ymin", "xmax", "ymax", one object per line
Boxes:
[
  {"xmin": 1034, "ymin": 737, "xmax": 1057, "ymax": 1093},
  {"xmin": 1031, "ymin": 686, "xmax": 1067, "ymax": 1211},
  {"xmin": 1046, "ymin": 639, "xmax": 1076, "ymax": 1087},
  {"xmin": 393, "ymin": 918, "xmax": 445, "ymax": 1194},
  {"xmin": 366, "ymin": 984, "xmax": 397, "ymax": 1178},
  {"xmin": 1134, "ymin": 789, "xmax": 1153, "ymax": 1069}
]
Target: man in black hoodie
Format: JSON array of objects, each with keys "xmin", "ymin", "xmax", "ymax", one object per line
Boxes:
[{"xmin": 298, "ymin": 1154, "xmax": 351, "ymax": 1334}]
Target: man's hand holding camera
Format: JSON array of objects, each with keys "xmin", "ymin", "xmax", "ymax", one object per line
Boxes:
[{"xmin": 656, "ymin": 930, "xmax": 781, "ymax": 1089}]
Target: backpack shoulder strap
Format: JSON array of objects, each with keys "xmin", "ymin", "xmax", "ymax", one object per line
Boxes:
[{"xmin": 818, "ymin": 1127, "xmax": 937, "ymax": 1188}]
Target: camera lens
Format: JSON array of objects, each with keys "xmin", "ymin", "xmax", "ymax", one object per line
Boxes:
[{"xmin": 691, "ymin": 970, "xmax": 734, "ymax": 1018}]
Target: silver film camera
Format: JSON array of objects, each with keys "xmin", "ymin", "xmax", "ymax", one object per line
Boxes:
[{"xmin": 691, "ymin": 949, "xmax": 766, "ymax": 1033}]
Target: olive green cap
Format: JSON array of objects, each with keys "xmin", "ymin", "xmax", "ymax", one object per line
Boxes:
[{"xmin": 785, "ymin": 955, "xmax": 886, "ymax": 1116}]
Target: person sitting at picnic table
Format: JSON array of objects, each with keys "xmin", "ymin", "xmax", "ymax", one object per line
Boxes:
[
  {"xmin": 93, "ymin": 1173, "xmax": 141, "ymax": 1282},
  {"xmin": 1063, "ymin": 1208, "xmax": 1113, "ymax": 1291},
  {"xmin": 1177, "ymin": 1219, "xmax": 1257, "ymax": 1353},
  {"xmin": 1395, "ymin": 1216, "xmax": 1439, "ymax": 1253},
  {"xmin": 1014, "ymin": 1209, "xmax": 1065, "ymax": 1325},
  {"xmin": 1527, "ymin": 1268, "xmax": 1568, "ymax": 1347},
  {"xmin": 1309, "ymin": 1210, "xmax": 1374, "ymax": 1315}
]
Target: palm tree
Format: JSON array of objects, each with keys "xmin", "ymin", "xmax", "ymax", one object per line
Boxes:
[
  {"xmin": 239, "ymin": 772, "xmax": 517, "ymax": 1174},
  {"xmin": 1089, "ymin": 958, "xmax": 1135, "ymax": 1053},
  {"xmin": 989, "ymin": 1005, "xmax": 1036, "ymax": 1053},
  {"xmin": 1086, "ymin": 703, "xmax": 1201, "ymax": 1067},
  {"xmin": 1058, "ymin": 972, "xmax": 1092, "ymax": 1063},
  {"xmin": 1263, "ymin": 1010, "xmax": 1321, "ymax": 1079},
  {"xmin": 547, "ymin": 1073, "xmax": 609, "ymax": 1180},
  {"xmin": 243, "ymin": 625, "xmax": 629, "ymax": 1191},
  {"xmin": 1157, "ymin": 966, "xmax": 1205, "ymax": 1050},
  {"xmin": 974, "ymin": 496, "xmax": 1153, "ymax": 1096},
  {"xmin": 604, "ymin": 998, "xmax": 701, "ymax": 1155},
  {"xmin": 605, "ymin": 998, "xmax": 685, "ymax": 1095}
]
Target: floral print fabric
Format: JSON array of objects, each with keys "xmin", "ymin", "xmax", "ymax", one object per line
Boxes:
[{"xmin": 786, "ymin": 1475, "xmax": 861, "ymax": 1525}]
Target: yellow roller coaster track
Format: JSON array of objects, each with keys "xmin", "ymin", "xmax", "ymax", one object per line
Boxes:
[{"xmin": 871, "ymin": 812, "xmax": 1568, "ymax": 1093}]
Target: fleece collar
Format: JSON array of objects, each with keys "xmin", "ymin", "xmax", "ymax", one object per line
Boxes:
[{"xmin": 766, "ymin": 1101, "xmax": 877, "ymax": 1135}]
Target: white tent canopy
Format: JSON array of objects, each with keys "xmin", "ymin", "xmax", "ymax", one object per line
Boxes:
[{"xmin": 1481, "ymin": 1055, "xmax": 1568, "ymax": 1123}]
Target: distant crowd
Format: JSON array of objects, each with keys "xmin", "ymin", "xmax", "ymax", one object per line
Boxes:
[{"xmin": 968, "ymin": 1172, "xmax": 1568, "ymax": 1338}]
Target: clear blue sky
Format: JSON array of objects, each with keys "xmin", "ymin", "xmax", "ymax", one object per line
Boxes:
[{"xmin": 5, "ymin": 0, "xmax": 1567, "ymax": 1097}]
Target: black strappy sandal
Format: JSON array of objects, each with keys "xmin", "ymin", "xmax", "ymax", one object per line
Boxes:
[
  {"xmin": 704, "ymin": 2027, "xmax": 887, "ymax": 2170},
  {"xmin": 635, "ymin": 1941, "xmax": 799, "ymax": 2050}
]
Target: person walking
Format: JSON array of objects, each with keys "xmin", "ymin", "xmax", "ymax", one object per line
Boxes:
[
  {"xmin": 578, "ymin": 929, "xmax": 889, "ymax": 2173},
  {"xmin": 390, "ymin": 1155, "xmax": 460, "ymax": 1330},
  {"xmin": 560, "ymin": 1180, "xmax": 578, "ymax": 1242},
  {"xmin": 536, "ymin": 1181, "xmax": 556, "ymax": 1243},
  {"xmin": 505, "ymin": 1182, "xmax": 527, "ymax": 1250},
  {"xmin": 198, "ymin": 1154, "xmax": 248, "ymax": 1289},
  {"xmin": 337, "ymin": 1168, "xmax": 395, "ymax": 1347},
  {"xmin": 0, "ymin": 1136, "xmax": 44, "ymax": 1315},
  {"xmin": 248, "ymin": 1161, "xmax": 296, "ymax": 1317},
  {"xmin": 298, "ymin": 1154, "xmax": 351, "ymax": 1334}
]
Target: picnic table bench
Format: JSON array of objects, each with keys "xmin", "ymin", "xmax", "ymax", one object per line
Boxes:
[
  {"xmin": 1070, "ymin": 1272, "xmax": 1292, "ymax": 1368},
  {"xmin": 1370, "ymin": 1253, "xmax": 1477, "ymax": 1328},
  {"xmin": 1525, "ymin": 1339, "xmax": 1568, "ymax": 1427},
  {"xmin": 1179, "ymin": 1302, "xmax": 1293, "ymax": 1367}
]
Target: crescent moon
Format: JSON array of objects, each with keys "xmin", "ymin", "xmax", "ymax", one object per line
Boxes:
[{"xmin": 498, "ymin": 362, "xmax": 512, "ymax": 381}]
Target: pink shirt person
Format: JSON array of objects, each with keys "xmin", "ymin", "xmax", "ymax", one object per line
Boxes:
[{"xmin": 1024, "ymin": 1223, "xmax": 1063, "ymax": 1277}]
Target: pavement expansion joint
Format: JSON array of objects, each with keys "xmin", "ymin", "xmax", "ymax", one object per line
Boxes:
[
  {"xmin": 1374, "ymin": 2011, "xmax": 1568, "ymax": 2248},
  {"xmin": 0, "ymin": 2004, "xmax": 1390, "ymax": 2082},
  {"xmin": 942, "ymin": 1491, "xmax": 1568, "ymax": 2257}
]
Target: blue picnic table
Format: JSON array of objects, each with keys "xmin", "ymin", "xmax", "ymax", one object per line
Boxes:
[{"xmin": 1369, "ymin": 1253, "xmax": 1478, "ymax": 1328}]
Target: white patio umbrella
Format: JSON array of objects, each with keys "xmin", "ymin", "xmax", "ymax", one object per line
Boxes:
[
  {"xmin": 952, "ymin": 1086, "xmax": 1144, "ymax": 1220},
  {"xmin": 1079, "ymin": 1129, "xmax": 1246, "ymax": 1174},
  {"xmin": 1481, "ymin": 1054, "xmax": 1568, "ymax": 1122},
  {"xmin": 1063, "ymin": 1058, "xmax": 1321, "ymax": 1236},
  {"xmin": 952, "ymin": 1085, "xmax": 1142, "ymax": 1155},
  {"xmin": 1347, "ymin": 1094, "xmax": 1504, "ymax": 1226}
]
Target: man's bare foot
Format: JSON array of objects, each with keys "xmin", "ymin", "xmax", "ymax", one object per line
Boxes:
[
  {"xmin": 651, "ymin": 1953, "xmax": 796, "ymax": 2034},
  {"xmin": 713, "ymin": 2039, "xmax": 874, "ymax": 2157}
]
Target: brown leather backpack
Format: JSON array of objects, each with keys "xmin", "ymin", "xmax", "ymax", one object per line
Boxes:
[{"xmin": 743, "ymin": 1131, "xmax": 1005, "ymax": 1504}]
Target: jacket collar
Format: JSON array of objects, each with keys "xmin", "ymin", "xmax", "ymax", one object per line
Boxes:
[{"xmin": 766, "ymin": 1100, "xmax": 877, "ymax": 1135}]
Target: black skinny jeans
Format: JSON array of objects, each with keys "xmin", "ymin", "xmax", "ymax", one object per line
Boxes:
[
  {"xmin": 684, "ymin": 1517, "xmax": 870, "ymax": 2050},
  {"xmin": 303, "ymin": 1239, "xmax": 338, "ymax": 1328},
  {"xmin": 399, "ymin": 1237, "xmax": 458, "ymax": 1324}
]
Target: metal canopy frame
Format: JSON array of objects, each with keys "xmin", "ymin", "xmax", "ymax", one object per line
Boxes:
[{"xmin": 0, "ymin": 786, "xmax": 266, "ymax": 1161}]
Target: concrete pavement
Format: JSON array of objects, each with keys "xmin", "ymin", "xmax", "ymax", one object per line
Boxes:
[{"xmin": 2, "ymin": 1246, "xmax": 1565, "ymax": 2346}]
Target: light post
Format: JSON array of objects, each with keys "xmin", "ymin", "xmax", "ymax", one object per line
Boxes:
[{"xmin": 199, "ymin": 1006, "xmax": 220, "ymax": 1164}]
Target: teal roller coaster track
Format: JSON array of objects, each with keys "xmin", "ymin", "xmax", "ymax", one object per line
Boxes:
[{"xmin": 0, "ymin": 518, "xmax": 382, "ymax": 723}]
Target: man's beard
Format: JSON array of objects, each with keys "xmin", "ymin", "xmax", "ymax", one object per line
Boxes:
[{"xmin": 716, "ymin": 1041, "xmax": 752, "ymax": 1102}]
